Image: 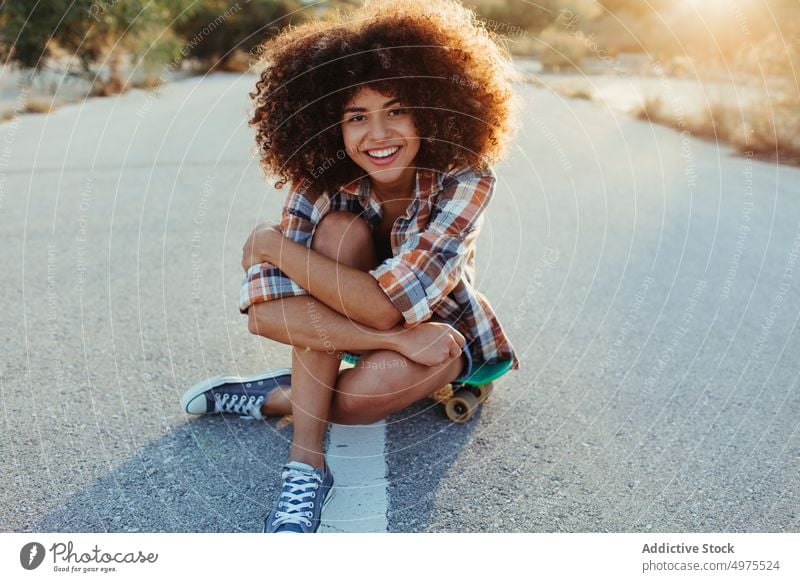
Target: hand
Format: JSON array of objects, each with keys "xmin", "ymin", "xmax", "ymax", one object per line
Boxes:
[
  {"xmin": 395, "ymin": 321, "xmax": 466, "ymax": 367},
  {"xmin": 242, "ymin": 221, "xmax": 281, "ymax": 271}
]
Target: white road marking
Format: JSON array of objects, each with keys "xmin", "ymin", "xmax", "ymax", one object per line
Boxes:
[{"xmin": 320, "ymin": 420, "xmax": 388, "ymax": 533}]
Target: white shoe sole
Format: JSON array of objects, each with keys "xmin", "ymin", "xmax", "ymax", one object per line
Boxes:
[
  {"xmin": 317, "ymin": 484, "xmax": 335, "ymax": 532},
  {"xmin": 180, "ymin": 368, "xmax": 292, "ymax": 414}
]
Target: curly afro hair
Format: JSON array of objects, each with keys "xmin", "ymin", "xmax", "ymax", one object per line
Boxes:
[{"xmin": 248, "ymin": 0, "xmax": 520, "ymax": 198}]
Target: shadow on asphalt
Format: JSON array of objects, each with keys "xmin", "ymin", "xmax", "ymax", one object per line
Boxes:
[
  {"xmin": 31, "ymin": 403, "xmax": 476, "ymax": 533},
  {"xmin": 384, "ymin": 399, "xmax": 479, "ymax": 532},
  {"xmin": 32, "ymin": 416, "xmax": 296, "ymax": 533}
]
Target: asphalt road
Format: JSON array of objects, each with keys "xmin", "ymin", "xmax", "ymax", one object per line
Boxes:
[{"xmin": 1, "ymin": 72, "xmax": 798, "ymax": 532}]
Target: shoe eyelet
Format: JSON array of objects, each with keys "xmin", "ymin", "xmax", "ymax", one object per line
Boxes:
[
  {"xmin": 305, "ymin": 521, "xmax": 312, "ymax": 527},
  {"xmin": 311, "ymin": 492, "xmax": 316, "ymax": 498},
  {"xmin": 309, "ymin": 502, "xmax": 314, "ymax": 508},
  {"xmin": 246, "ymin": 383, "xmax": 251, "ymax": 387}
]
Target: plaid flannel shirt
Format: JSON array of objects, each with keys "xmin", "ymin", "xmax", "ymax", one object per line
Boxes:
[{"xmin": 240, "ymin": 165, "xmax": 518, "ymax": 368}]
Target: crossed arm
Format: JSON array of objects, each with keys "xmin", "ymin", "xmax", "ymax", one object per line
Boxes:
[
  {"xmin": 241, "ymin": 223, "xmax": 465, "ymax": 367},
  {"xmin": 242, "ymin": 223, "xmax": 402, "ymax": 330}
]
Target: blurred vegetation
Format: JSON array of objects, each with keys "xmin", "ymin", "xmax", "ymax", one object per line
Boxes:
[
  {"xmin": 467, "ymin": 0, "xmax": 561, "ymax": 33},
  {"xmin": 173, "ymin": 0, "xmax": 299, "ymax": 72},
  {"xmin": 593, "ymin": 0, "xmax": 800, "ymax": 164},
  {"xmin": 1, "ymin": 1, "xmax": 191, "ymax": 94},
  {"xmin": 475, "ymin": 0, "xmax": 798, "ymax": 163},
  {"xmin": 0, "ymin": 0, "xmax": 302, "ymax": 94},
  {"xmin": 635, "ymin": 93, "xmax": 800, "ymax": 164},
  {"xmin": 1, "ymin": 0, "xmax": 797, "ymax": 162},
  {"xmin": 1, "ymin": 1, "xmax": 797, "ymax": 80},
  {"xmin": 4, "ymin": 1, "xmax": 795, "ymax": 82},
  {"xmin": 549, "ymin": 0, "xmax": 800, "ymax": 81}
]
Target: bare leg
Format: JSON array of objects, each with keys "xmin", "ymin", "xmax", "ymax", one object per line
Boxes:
[
  {"xmin": 260, "ymin": 352, "xmax": 466, "ymax": 427},
  {"xmin": 250, "ymin": 213, "xmax": 466, "ymax": 424},
  {"xmin": 262, "ymin": 386, "xmax": 292, "ymax": 417},
  {"xmin": 277, "ymin": 212, "xmax": 378, "ymax": 469},
  {"xmin": 286, "ymin": 347, "xmax": 340, "ymax": 468},
  {"xmin": 329, "ymin": 349, "xmax": 466, "ymax": 425}
]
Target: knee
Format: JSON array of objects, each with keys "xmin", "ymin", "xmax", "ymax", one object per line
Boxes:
[
  {"xmin": 334, "ymin": 390, "xmax": 386, "ymax": 424},
  {"xmin": 247, "ymin": 301, "xmax": 280, "ymax": 338},
  {"xmin": 312, "ymin": 212, "xmax": 372, "ymax": 260},
  {"xmin": 247, "ymin": 303, "xmax": 266, "ymax": 336},
  {"xmin": 334, "ymin": 356, "xmax": 407, "ymax": 421}
]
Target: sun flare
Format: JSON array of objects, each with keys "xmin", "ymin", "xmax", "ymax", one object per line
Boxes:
[{"xmin": 682, "ymin": 0, "xmax": 744, "ymax": 11}]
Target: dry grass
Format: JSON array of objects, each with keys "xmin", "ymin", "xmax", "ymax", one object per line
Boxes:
[
  {"xmin": 634, "ymin": 93, "xmax": 800, "ymax": 165},
  {"xmin": 537, "ymin": 28, "xmax": 589, "ymax": 72},
  {"xmin": 741, "ymin": 98, "xmax": 800, "ymax": 164},
  {"xmin": 550, "ymin": 83, "xmax": 593, "ymax": 100},
  {"xmin": 89, "ymin": 77, "xmax": 126, "ymax": 97},
  {"xmin": 633, "ymin": 96, "xmax": 673, "ymax": 126},
  {"xmin": 0, "ymin": 95, "xmax": 88, "ymax": 122},
  {"xmin": 131, "ymin": 75, "xmax": 163, "ymax": 90},
  {"xmin": 23, "ymin": 97, "xmax": 57, "ymax": 114},
  {"xmin": 217, "ymin": 50, "xmax": 254, "ymax": 73}
]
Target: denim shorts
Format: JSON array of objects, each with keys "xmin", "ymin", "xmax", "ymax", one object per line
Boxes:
[{"xmin": 341, "ymin": 321, "xmax": 473, "ymax": 383}]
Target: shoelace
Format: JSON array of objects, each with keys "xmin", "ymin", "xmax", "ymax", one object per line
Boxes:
[
  {"xmin": 270, "ymin": 468, "xmax": 322, "ymax": 529},
  {"xmin": 213, "ymin": 393, "xmax": 265, "ymax": 417}
]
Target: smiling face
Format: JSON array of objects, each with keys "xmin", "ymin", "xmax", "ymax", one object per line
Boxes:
[{"xmin": 340, "ymin": 87, "xmax": 420, "ymax": 197}]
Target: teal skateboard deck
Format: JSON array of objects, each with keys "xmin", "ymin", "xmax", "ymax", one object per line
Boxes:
[
  {"xmin": 436, "ymin": 359, "xmax": 513, "ymax": 423},
  {"xmin": 459, "ymin": 359, "xmax": 514, "ymax": 386}
]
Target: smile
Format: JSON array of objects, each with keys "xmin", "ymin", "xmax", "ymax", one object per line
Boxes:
[{"xmin": 364, "ymin": 146, "xmax": 400, "ymax": 159}]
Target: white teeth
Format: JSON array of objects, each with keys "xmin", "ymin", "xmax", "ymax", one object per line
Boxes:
[{"xmin": 365, "ymin": 147, "xmax": 399, "ymax": 159}]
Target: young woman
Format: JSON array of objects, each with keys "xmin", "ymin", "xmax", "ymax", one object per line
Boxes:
[{"xmin": 182, "ymin": 0, "xmax": 519, "ymax": 533}]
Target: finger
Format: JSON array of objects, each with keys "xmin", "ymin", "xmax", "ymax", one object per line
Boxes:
[
  {"xmin": 449, "ymin": 338, "xmax": 460, "ymax": 360},
  {"xmin": 451, "ymin": 330, "xmax": 465, "ymax": 349}
]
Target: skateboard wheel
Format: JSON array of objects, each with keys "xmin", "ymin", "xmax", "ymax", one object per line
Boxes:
[
  {"xmin": 445, "ymin": 390, "xmax": 479, "ymax": 423},
  {"xmin": 469, "ymin": 382, "xmax": 494, "ymax": 404},
  {"xmin": 459, "ymin": 382, "xmax": 492, "ymax": 404}
]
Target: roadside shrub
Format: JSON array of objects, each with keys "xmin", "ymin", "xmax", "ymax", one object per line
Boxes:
[
  {"xmin": 1, "ymin": 0, "xmax": 194, "ymax": 95},
  {"xmin": 537, "ymin": 28, "xmax": 589, "ymax": 71},
  {"xmin": 173, "ymin": 0, "xmax": 300, "ymax": 71}
]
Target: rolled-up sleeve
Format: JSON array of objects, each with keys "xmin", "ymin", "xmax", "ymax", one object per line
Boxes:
[
  {"xmin": 369, "ymin": 173, "xmax": 495, "ymax": 326},
  {"xmin": 239, "ymin": 189, "xmax": 319, "ymax": 313}
]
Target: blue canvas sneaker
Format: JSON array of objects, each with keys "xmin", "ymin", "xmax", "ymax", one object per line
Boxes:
[
  {"xmin": 263, "ymin": 461, "xmax": 335, "ymax": 533},
  {"xmin": 180, "ymin": 368, "xmax": 291, "ymax": 419}
]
